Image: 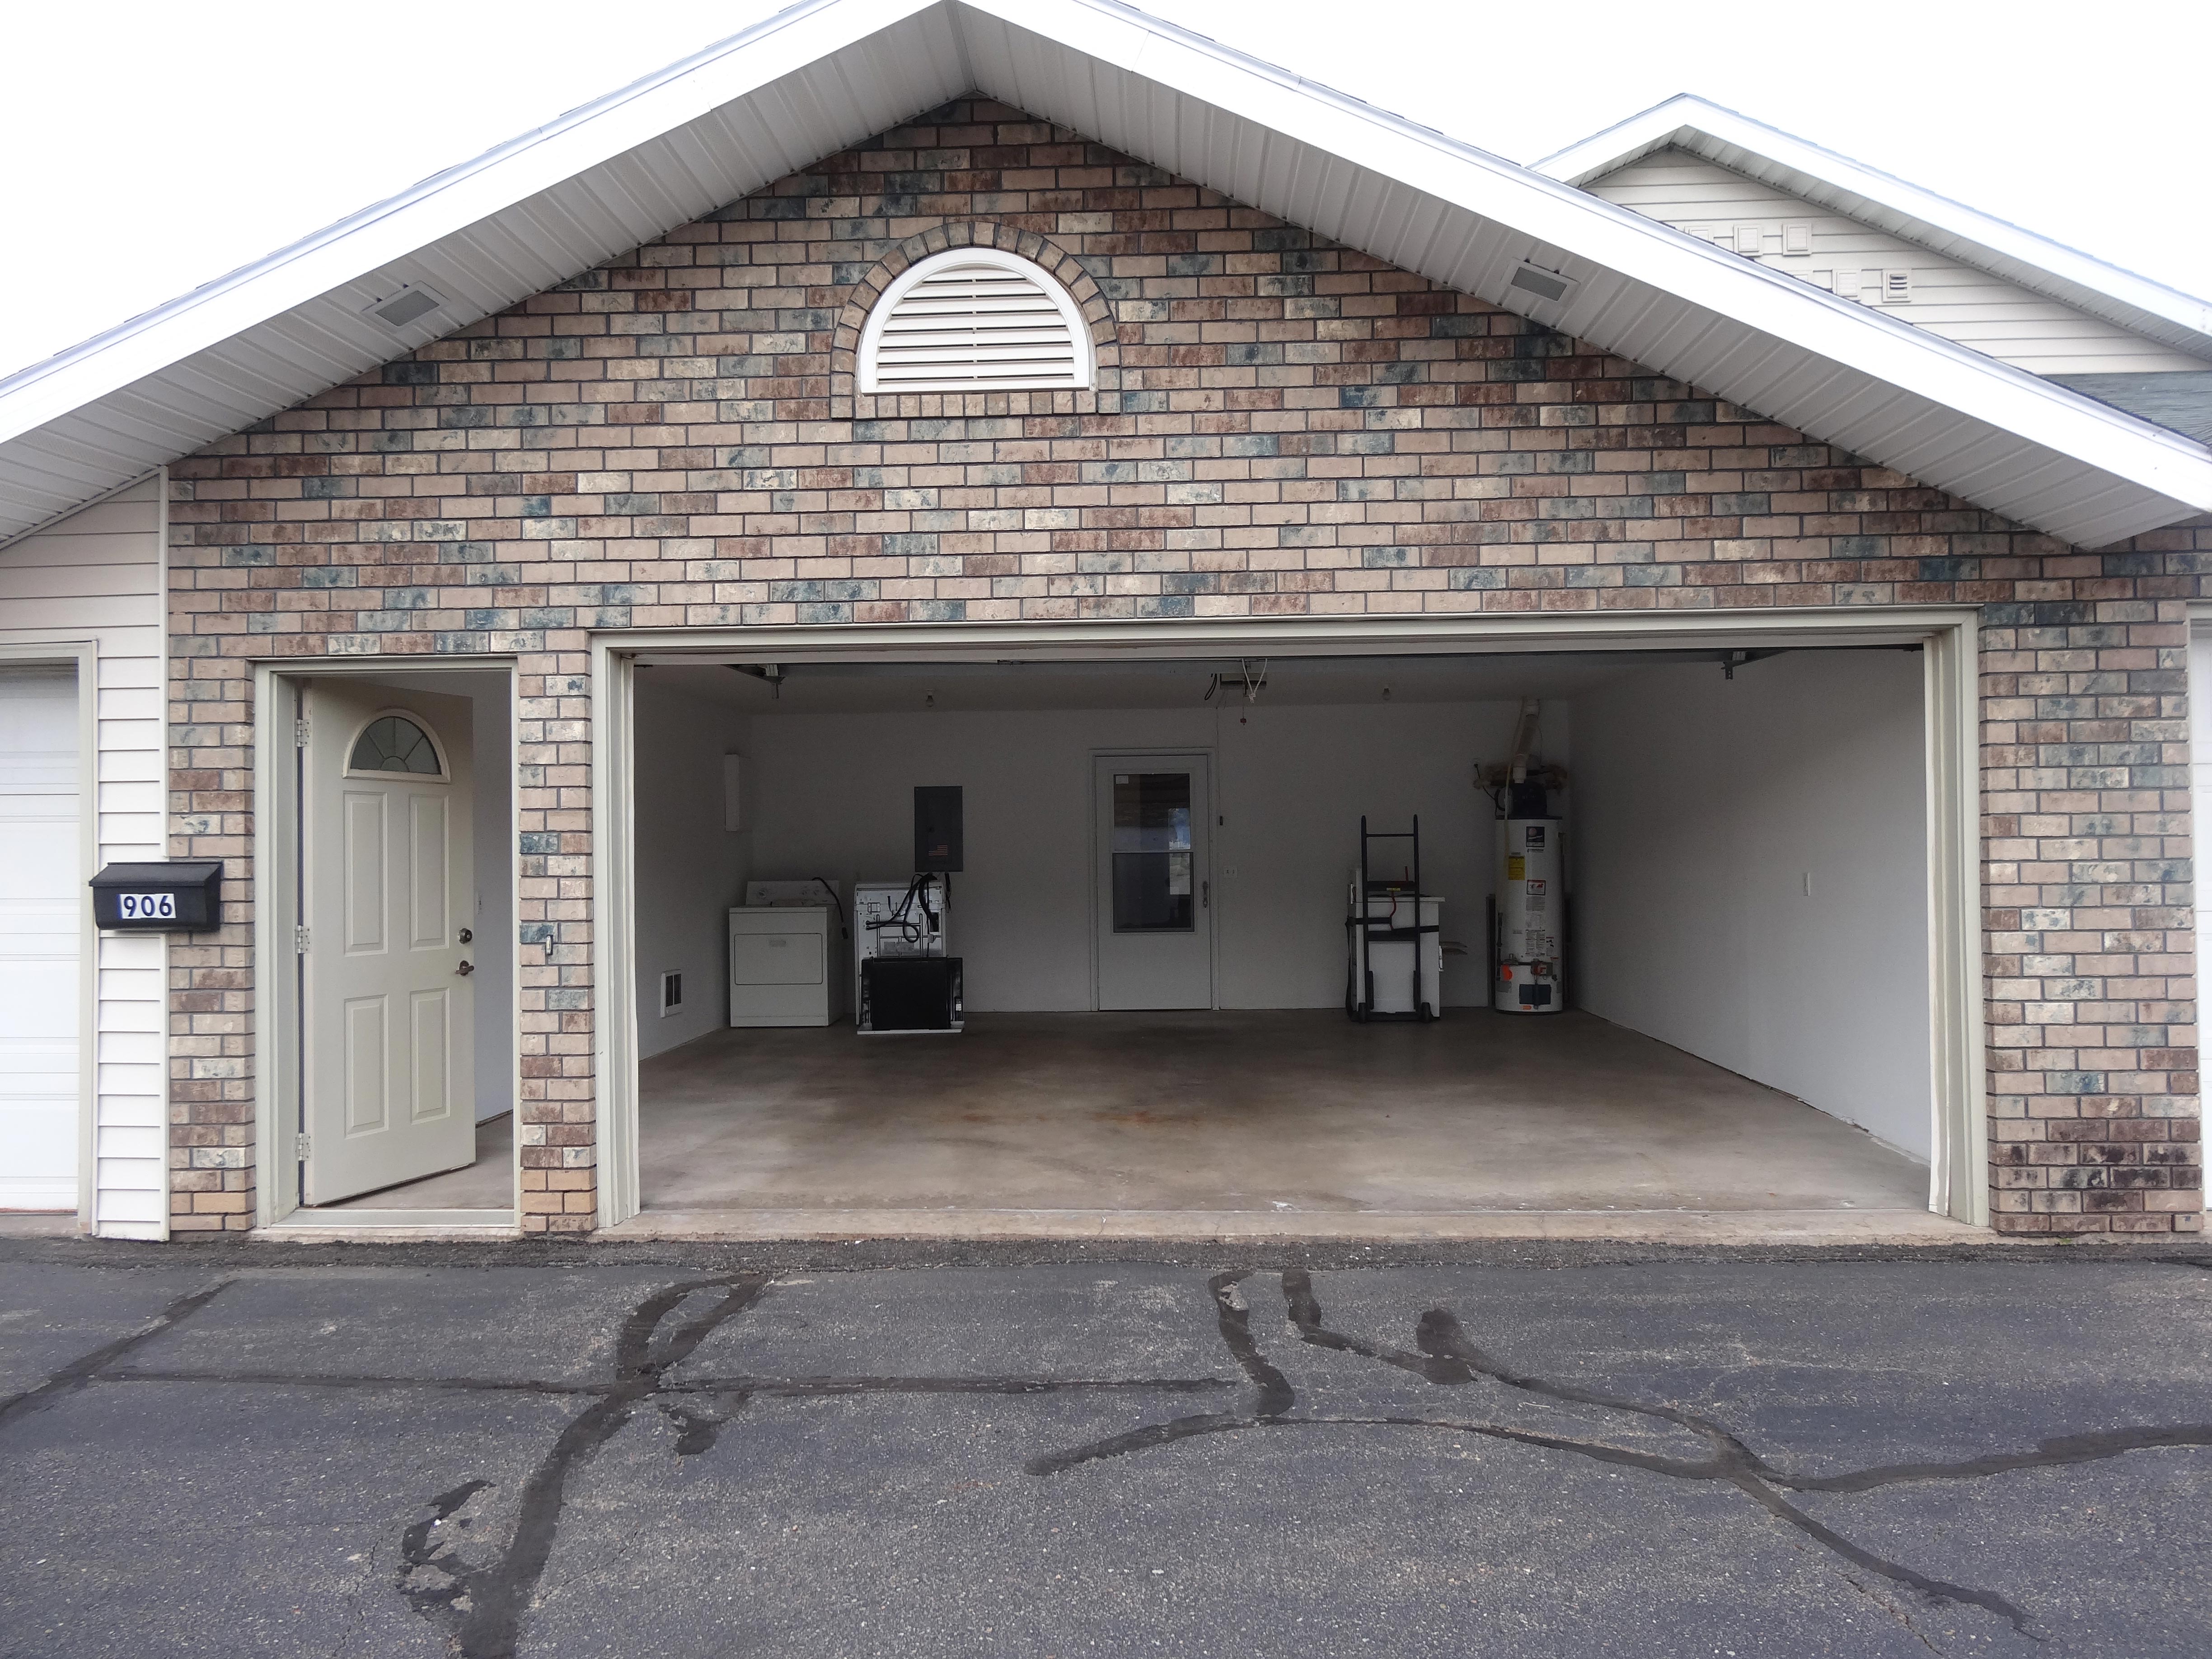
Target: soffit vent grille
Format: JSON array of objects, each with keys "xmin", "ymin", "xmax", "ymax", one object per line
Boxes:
[
  {"xmin": 860, "ymin": 251, "xmax": 1092, "ymax": 393},
  {"xmin": 1507, "ymin": 261, "xmax": 1578, "ymax": 306},
  {"xmin": 366, "ymin": 284, "xmax": 446, "ymax": 329}
]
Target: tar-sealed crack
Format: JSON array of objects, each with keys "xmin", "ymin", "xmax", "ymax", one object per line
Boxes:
[
  {"xmin": 0, "ymin": 1278, "xmax": 231, "ymax": 1430},
  {"xmin": 22, "ymin": 1265, "xmax": 2212, "ymax": 1657},
  {"xmin": 70, "ymin": 1272, "xmax": 1230, "ymax": 1659},
  {"xmin": 1030, "ymin": 1268, "xmax": 2212, "ymax": 1647}
]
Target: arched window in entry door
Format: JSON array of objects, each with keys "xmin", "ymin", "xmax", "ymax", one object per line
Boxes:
[{"xmin": 345, "ymin": 712, "xmax": 448, "ymax": 780}]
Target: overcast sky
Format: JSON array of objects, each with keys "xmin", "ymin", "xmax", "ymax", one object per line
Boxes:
[{"xmin": 2, "ymin": 0, "xmax": 2205, "ymax": 383}]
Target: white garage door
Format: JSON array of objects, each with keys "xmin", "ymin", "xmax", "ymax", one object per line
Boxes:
[{"xmin": 0, "ymin": 671, "xmax": 80, "ymax": 1210}]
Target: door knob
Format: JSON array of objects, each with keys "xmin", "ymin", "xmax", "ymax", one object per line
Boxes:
[
  {"xmin": 455, "ymin": 960, "xmax": 474, "ymax": 976},
  {"xmin": 458, "ymin": 927, "xmax": 473, "ymax": 943}
]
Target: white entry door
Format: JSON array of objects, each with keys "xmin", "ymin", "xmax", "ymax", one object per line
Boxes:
[
  {"xmin": 0, "ymin": 671, "xmax": 80, "ymax": 1210},
  {"xmin": 303, "ymin": 681, "xmax": 476, "ymax": 1203},
  {"xmin": 1094, "ymin": 754, "xmax": 1213, "ymax": 1010}
]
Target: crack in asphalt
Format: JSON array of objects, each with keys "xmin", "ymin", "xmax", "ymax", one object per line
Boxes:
[
  {"xmin": 12, "ymin": 1265, "xmax": 2210, "ymax": 1657},
  {"xmin": 1022, "ymin": 1270, "xmax": 1289, "ymax": 1476},
  {"xmin": 102, "ymin": 1369, "xmax": 609, "ymax": 1396},
  {"xmin": 370, "ymin": 1276, "xmax": 1230, "ymax": 1658},
  {"xmin": 1028, "ymin": 1268, "xmax": 2212, "ymax": 1646},
  {"xmin": 0, "ymin": 1279, "xmax": 232, "ymax": 1430},
  {"xmin": 398, "ymin": 1275, "xmax": 772, "ymax": 1659}
]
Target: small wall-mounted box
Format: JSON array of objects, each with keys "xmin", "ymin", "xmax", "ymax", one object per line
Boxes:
[{"xmin": 88, "ymin": 860, "xmax": 224, "ymax": 932}]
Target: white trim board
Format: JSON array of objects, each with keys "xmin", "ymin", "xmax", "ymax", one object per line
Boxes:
[{"xmin": 595, "ymin": 608, "xmax": 1987, "ymax": 1229}]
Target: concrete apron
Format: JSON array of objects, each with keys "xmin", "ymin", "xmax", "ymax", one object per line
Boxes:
[
  {"xmin": 244, "ymin": 1212, "xmax": 1983, "ymax": 1246},
  {"xmin": 603, "ymin": 1208, "xmax": 1982, "ymax": 1246}
]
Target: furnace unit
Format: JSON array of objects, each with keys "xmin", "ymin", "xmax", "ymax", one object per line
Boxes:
[{"xmin": 854, "ymin": 876, "xmax": 962, "ymax": 1034}]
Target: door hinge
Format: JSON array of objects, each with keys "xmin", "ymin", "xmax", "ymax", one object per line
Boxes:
[
  {"xmin": 295, "ymin": 717, "xmax": 310, "ymax": 748},
  {"xmin": 294, "ymin": 923, "xmax": 310, "ymax": 953},
  {"xmin": 294, "ymin": 1132, "xmax": 311, "ymax": 1161}
]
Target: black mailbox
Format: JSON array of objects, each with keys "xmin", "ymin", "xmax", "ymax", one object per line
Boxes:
[{"xmin": 88, "ymin": 860, "xmax": 224, "ymax": 932}]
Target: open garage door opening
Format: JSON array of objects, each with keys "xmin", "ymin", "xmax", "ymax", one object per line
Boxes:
[{"xmin": 617, "ymin": 640, "xmax": 1944, "ymax": 1237}]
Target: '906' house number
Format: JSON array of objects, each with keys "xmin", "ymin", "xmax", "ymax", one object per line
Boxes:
[{"xmin": 116, "ymin": 892, "xmax": 176, "ymax": 921}]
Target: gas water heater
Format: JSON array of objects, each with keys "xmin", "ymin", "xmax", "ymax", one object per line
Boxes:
[
  {"xmin": 1494, "ymin": 816, "xmax": 1562, "ymax": 1013},
  {"xmin": 1486, "ymin": 698, "xmax": 1565, "ymax": 1014}
]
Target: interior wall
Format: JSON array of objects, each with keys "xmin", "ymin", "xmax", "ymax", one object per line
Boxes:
[
  {"xmin": 370, "ymin": 669, "xmax": 515, "ymax": 1123},
  {"xmin": 1571, "ymin": 648, "xmax": 1932, "ymax": 1160},
  {"xmin": 468, "ymin": 687, "xmax": 512, "ymax": 1121},
  {"xmin": 633, "ymin": 674, "xmax": 751, "ymax": 1056},
  {"xmin": 740, "ymin": 699, "xmax": 1549, "ymax": 1012}
]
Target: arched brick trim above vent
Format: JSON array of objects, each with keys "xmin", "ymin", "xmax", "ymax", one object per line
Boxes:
[{"xmin": 832, "ymin": 222, "xmax": 1120, "ymax": 421}]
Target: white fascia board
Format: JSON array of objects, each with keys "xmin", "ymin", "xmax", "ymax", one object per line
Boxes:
[
  {"xmin": 0, "ymin": 0, "xmax": 941, "ymax": 447},
  {"xmin": 980, "ymin": 3, "xmax": 2212, "ymax": 525},
  {"xmin": 1535, "ymin": 94, "xmax": 2212, "ymax": 361}
]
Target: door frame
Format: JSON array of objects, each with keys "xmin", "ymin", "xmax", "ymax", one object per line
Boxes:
[
  {"xmin": 2182, "ymin": 604, "xmax": 2212, "ymax": 1230},
  {"xmin": 598, "ymin": 605, "xmax": 1986, "ymax": 1228},
  {"xmin": 0, "ymin": 639, "xmax": 100, "ymax": 1229},
  {"xmin": 250, "ymin": 659, "xmax": 522, "ymax": 1230},
  {"xmin": 1089, "ymin": 749, "xmax": 1218, "ymax": 1012}
]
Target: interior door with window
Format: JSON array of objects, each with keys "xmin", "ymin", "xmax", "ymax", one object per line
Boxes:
[
  {"xmin": 302, "ymin": 681, "xmax": 476, "ymax": 1204},
  {"xmin": 1093, "ymin": 755, "xmax": 1213, "ymax": 1010}
]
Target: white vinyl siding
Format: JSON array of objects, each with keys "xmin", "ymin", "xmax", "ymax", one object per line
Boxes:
[
  {"xmin": 0, "ymin": 475, "xmax": 167, "ymax": 1237},
  {"xmin": 1588, "ymin": 150, "xmax": 2212, "ymax": 376},
  {"xmin": 859, "ymin": 250, "xmax": 1091, "ymax": 392}
]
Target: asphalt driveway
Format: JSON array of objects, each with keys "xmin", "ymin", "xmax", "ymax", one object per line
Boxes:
[{"xmin": 2, "ymin": 1241, "xmax": 2208, "ymax": 1657}]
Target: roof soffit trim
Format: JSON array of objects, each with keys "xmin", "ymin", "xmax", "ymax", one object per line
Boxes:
[
  {"xmin": 0, "ymin": 0, "xmax": 943, "ymax": 443},
  {"xmin": 0, "ymin": 0, "xmax": 2208, "ymax": 548},
  {"xmin": 956, "ymin": 2, "xmax": 2212, "ymax": 524}
]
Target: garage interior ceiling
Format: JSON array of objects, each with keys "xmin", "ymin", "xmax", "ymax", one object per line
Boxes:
[
  {"xmin": 640, "ymin": 647, "xmax": 1840, "ymax": 713},
  {"xmin": 3, "ymin": 0, "xmax": 2209, "ymax": 545}
]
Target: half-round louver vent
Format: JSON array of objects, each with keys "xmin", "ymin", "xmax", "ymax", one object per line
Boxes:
[{"xmin": 859, "ymin": 248, "xmax": 1094, "ymax": 394}]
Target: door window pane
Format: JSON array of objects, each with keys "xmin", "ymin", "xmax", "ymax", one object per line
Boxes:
[
  {"xmin": 348, "ymin": 714, "xmax": 444, "ymax": 777},
  {"xmin": 1111, "ymin": 771, "xmax": 1193, "ymax": 933}
]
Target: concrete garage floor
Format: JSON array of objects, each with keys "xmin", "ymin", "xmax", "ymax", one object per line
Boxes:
[
  {"xmin": 628, "ymin": 1010, "xmax": 1939, "ymax": 1241},
  {"xmin": 323, "ymin": 1112, "xmax": 515, "ymax": 1212}
]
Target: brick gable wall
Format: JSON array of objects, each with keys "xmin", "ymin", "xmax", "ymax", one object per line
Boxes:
[{"xmin": 164, "ymin": 98, "xmax": 2206, "ymax": 1235}]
